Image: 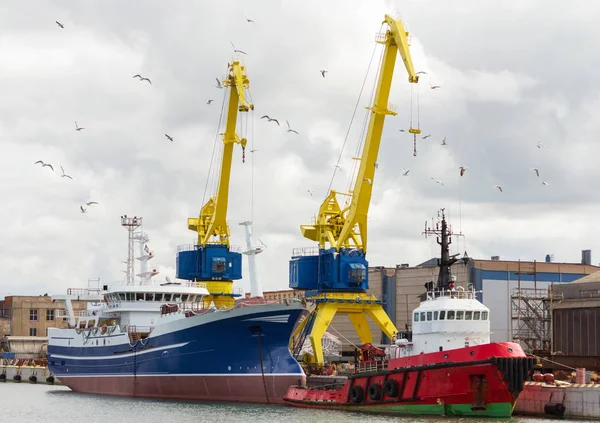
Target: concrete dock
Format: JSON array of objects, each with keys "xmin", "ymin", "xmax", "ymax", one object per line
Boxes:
[
  {"xmin": 515, "ymin": 381, "xmax": 600, "ymax": 419},
  {"xmin": 0, "ymin": 362, "xmax": 59, "ymax": 385}
]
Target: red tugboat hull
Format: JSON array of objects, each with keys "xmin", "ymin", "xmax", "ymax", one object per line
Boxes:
[{"xmin": 284, "ymin": 342, "xmax": 535, "ymax": 417}]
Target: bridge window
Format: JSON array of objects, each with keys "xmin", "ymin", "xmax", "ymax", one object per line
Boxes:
[
  {"xmin": 119, "ymin": 293, "xmax": 126, "ymax": 301},
  {"xmin": 145, "ymin": 293, "xmax": 153, "ymax": 301},
  {"xmin": 465, "ymin": 311, "xmax": 473, "ymax": 320},
  {"xmin": 420, "ymin": 312, "xmax": 425, "ymax": 321},
  {"xmin": 414, "ymin": 312, "xmax": 419, "ymax": 322},
  {"xmin": 181, "ymin": 294, "xmax": 188, "ymax": 302},
  {"xmin": 474, "ymin": 311, "xmax": 480, "ymax": 320},
  {"xmin": 136, "ymin": 293, "xmax": 144, "ymax": 301},
  {"xmin": 482, "ymin": 311, "xmax": 488, "ymax": 320},
  {"xmin": 433, "ymin": 311, "xmax": 438, "ymax": 320},
  {"xmin": 456, "ymin": 311, "xmax": 464, "ymax": 320},
  {"xmin": 427, "ymin": 312, "xmax": 432, "ymax": 321},
  {"xmin": 126, "ymin": 293, "xmax": 133, "ymax": 301},
  {"xmin": 155, "ymin": 294, "xmax": 163, "ymax": 302},
  {"xmin": 189, "ymin": 295, "xmax": 196, "ymax": 303},
  {"xmin": 439, "ymin": 311, "xmax": 445, "ymax": 320},
  {"xmin": 447, "ymin": 311, "xmax": 455, "ymax": 320},
  {"xmin": 164, "ymin": 294, "xmax": 172, "ymax": 302}
]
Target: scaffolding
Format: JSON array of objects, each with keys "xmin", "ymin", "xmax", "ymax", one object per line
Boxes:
[{"xmin": 511, "ymin": 260, "xmax": 553, "ymax": 352}]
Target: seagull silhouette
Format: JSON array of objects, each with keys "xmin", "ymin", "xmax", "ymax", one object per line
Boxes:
[
  {"xmin": 495, "ymin": 185, "xmax": 503, "ymax": 192},
  {"xmin": 133, "ymin": 74, "xmax": 151, "ymax": 84},
  {"xmin": 75, "ymin": 121, "xmax": 84, "ymax": 131},
  {"xmin": 165, "ymin": 134, "xmax": 174, "ymax": 142},
  {"xmin": 86, "ymin": 201, "xmax": 98, "ymax": 206},
  {"xmin": 230, "ymin": 42, "xmax": 247, "ymax": 55},
  {"xmin": 286, "ymin": 120, "xmax": 298, "ymax": 134},
  {"xmin": 537, "ymin": 141, "xmax": 546, "ymax": 149},
  {"xmin": 430, "ymin": 85, "xmax": 441, "ymax": 89},
  {"xmin": 207, "ymin": 99, "xmax": 214, "ymax": 104},
  {"xmin": 246, "ymin": 18, "xmax": 254, "ymax": 23},
  {"xmin": 459, "ymin": 166, "xmax": 468, "ymax": 177},
  {"xmin": 261, "ymin": 115, "xmax": 280, "ymax": 125},
  {"xmin": 35, "ymin": 160, "xmax": 54, "ymax": 171},
  {"xmin": 307, "ymin": 189, "xmax": 314, "ymax": 196},
  {"xmin": 320, "ymin": 70, "xmax": 328, "ymax": 78},
  {"xmin": 249, "ymin": 149, "xmax": 258, "ymax": 153},
  {"xmin": 60, "ymin": 166, "xmax": 72, "ymax": 179},
  {"xmin": 530, "ymin": 168, "xmax": 540, "ymax": 177},
  {"xmin": 80, "ymin": 205, "xmax": 87, "ymax": 213},
  {"xmin": 441, "ymin": 137, "xmax": 447, "ymax": 146},
  {"xmin": 215, "ymin": 78, "xmax": 223, "ymax": 89},
  {"xmin": 416, "ymin": 71, "xmax": 427, "ymax": 75},
  {"xmin": 542, "ymin": 181, "xmax": 550, "ymax": 187},
  {"xmin": 56, "ymin": 21, "xmax": 64, "ymax": 29},
  {"xmin": 402, "ymin": 169, "xmax": 410, "ymax": 176},
  {"xmin": 431, "ymin": 177, "xmax": 443, "ymax": 186},
  {"xmin": 422, "ymin": 134, "xmax": 432, "ymax": 139}
]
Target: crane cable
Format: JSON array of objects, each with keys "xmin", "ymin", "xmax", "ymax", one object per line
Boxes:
[
  {"xmin": 327, "ymin": 24, "xmax": 384, "ymax": 197},
  {"xmin": 201, "ymin": 79, "xmax": 229, "ymax": 215}
]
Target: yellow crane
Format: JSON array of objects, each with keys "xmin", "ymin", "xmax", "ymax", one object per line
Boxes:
[
  {"xmin": 289, "ymin": 14, "xmax": 421, "ymax": 364},
  {"xmin": 176, "ymin": 60, "xmax": 254, "ymax": 308}
]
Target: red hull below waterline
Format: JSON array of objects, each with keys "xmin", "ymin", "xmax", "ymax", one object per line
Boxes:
[
  {"xmin": 60, "ymin": 374, "xmax": 306, "ymax": 404},
  {"xmin": 284, "ymin": 343, "xmax": 535, "ymax": 417}
]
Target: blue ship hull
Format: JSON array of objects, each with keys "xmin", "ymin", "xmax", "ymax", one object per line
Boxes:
[{"xmin": 48, "ymin": 303, "xmax": 307, "ymax": 403}]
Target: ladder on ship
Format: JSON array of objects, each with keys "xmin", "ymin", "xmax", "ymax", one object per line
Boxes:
[{"xmin": 292, "ymin": 310, "xmax": 318, "ymax": 358}]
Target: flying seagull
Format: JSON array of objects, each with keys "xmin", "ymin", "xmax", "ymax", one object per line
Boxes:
[
  {"xmin": 261, "ymin": 115, "xmax": 280, "ymax": 125},
  {"xmin": 441, "ymin": 137, "xmax": 447, "ymax": 146},
  {"xmin": 207, "ymin": 99, "xmax": 214, "ymax": 104},
  {"xmin": 495, "ymin": 185, "xmax": 503, "ymax": 192},
  {"xmin": 56, "ymin": 21, "xmax": 64, "ymax": 29},
  {"xmin": 422, "ymin": 134, "xmax": 431, "ymax": 139},
  {"xmin": 430, "ymin": 85, "xmax": 441, "ymax": 90},
  {"xmin": 536, "ymin": 141, "xmax": 546, "ymax": 149},
  {"xmin": 399, "ymin": 129, "xmax": 406, "ymax": 132},
  {"xmin": 35, "ymin": 161, "xmax": 54, "ymax": 171},
  {"xmin": 60, "ymin": 166, "xmax": 72, "ymax": 179},
  {"xmin": 530, "ymin": 168, "xmax": 540, "ymax": 177},
  {"xmin": 431, "ymin": 177, "xmax": 443, "ymax": 186},
  {"xmin": 246, "ymin": 18, "xmax": 254, "ymax": 23},
  {"xmin": 334, "ymin": 164, "xmax": 342, "ymax": 172},
  {"xmin": 230, "ymin": 42, "xmax": 247, "ymax": 55},
  {"xmin": 75, "ymin": 121, "xmax": 84, "ymax": 131},
  {"xmin": 542, "ymin": 181, "xmax": 550, "ymax": 187},
  {"xmin": 307, "ymin": 189, "xmax": 314, "ymax": 196},
  {"xmin": 320, "ymin": 70, "xmax": 327, "ymax": 78},
  {"xmin": 416, "ymin": 71, "xmax": 427, "ymax": 75},
  {"xmin": 286, "ymin": 120, "xmax": 298, "ymax": 134},
  {"xmin": 133, "ymin": 74, "xmax": 151, "ymax": 84},
  {"xmin": 249, "ymin": 149, "xmax": 258, "ymax": 153},
  {"xmin": 165, "ymin": 134, "xmax": 174, "ymax": 142},
  {"xmin": 215, "ymin": 78, "xmax": 223, "ymax": 89},
  {"xmin": 80, "ymin": 205, "xmax": 87, "ymax": 213},
  {"xmin": 86, "ymin": 201, "xmax": 98, "ymax": 206},
  {"xmin": 459, "ymin": 166, "xmax": 468, "ymax": 177},
  {"xmin": 402, "ymin": 169, "xmax": 410, "ymax": 176}
]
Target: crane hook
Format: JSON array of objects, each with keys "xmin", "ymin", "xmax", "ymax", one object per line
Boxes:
[{"xmin": 413, "ymin": 134, "xmax": 417, "ymax": 157}]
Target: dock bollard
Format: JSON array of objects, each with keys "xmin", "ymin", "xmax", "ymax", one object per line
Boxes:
[{"xmin": 544, "ymin": 403, "xmax": 566, "ymax": 417}]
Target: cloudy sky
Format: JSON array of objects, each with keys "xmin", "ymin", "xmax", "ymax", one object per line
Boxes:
[{"xmin": 1, "ymin": 0, "xmax": 598, "ymax": 297}]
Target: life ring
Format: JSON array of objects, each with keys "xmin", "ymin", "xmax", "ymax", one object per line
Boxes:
[
  {"xmin": 384, "ymin": 379, "xmax": 399, "ymax": 397},
  {"xmin": 349, "ymin": 385, "xmax": 364, "ymax": 403},
  {"xmin": 368, "ymin": 383, "xmax": 382, "ymax": 401}
]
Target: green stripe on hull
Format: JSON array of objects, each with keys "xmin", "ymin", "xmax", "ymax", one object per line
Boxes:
[{"xmin": 342, "ymin": 402, "xmax": 514, "ymax": 418}]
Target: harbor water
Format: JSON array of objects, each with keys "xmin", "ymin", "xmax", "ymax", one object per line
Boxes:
[{"xmin": 0, "ymin": 383, "xmax": 592, "ymax": 423}]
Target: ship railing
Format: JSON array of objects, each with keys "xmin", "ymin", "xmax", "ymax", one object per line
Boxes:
[
  {"xmin": 426, "ymin": 288, "xmax": 481, "ymax": 301},
  {"xmin": 55, "ymin": 309, "xmax": 95, "ymax": 318},
  {"xmin": 66, "ymin": 288, "xmax": 103, "ymax": 296},
  {"xmin": 176, "ymin": 244, "xmax": 242, "ymax": 254},
  {"xmin": 356, "ymin": 360, "xmax": 388, "ymax": 374},
  {"xmin": 511, "ymin": 287, "xmax": 552, "ymax": 299},
  {"xmin": 291, "ymin": 247, "xmax": 320, "ymax": 257}
]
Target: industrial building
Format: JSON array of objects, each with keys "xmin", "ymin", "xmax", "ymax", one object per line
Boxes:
[
  {"xmin": 0, "ymin": 295, "xmax": 87, "ymax": 356},
  {"xmin": 549, "ymin": 270, "xmax": 600, "ymax": 369},
  {"xmin": 319, "ymin": 253, "xmax": 598, "ymax": 349}
]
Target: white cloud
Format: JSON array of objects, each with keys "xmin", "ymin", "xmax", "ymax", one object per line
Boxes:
[{"xmin": 1, "ymin": 0, "xmax": 600, "ymax": 299}]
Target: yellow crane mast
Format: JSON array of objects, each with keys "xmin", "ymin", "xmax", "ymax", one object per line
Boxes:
[
  {"xmin": 177, "ymin": 60, "xmax": 254, "ymax": 308},
  {"xmin": 289, "ymin": 15, "xmax": 421, "ymax": 364}
]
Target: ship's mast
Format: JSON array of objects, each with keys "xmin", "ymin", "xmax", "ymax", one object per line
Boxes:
[
  {"xmin": 121, "ymin": 215, "xmax": 142, "ymax": 286},
  {"xmin": 239, "ymin": 221, "xmax": 264, "ymax": 297},
  {"xmin": 423, "ymin": 209, "xmax": 463, "ymax": 291}
]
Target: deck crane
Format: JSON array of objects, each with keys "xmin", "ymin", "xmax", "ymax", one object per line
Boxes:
[
  {"xmin": 176, "ymin": 60, "xmax": 254, "ymax": 309},
  {"xmin": 289, "ymin": 14, "xmax": 421, "ymax": 364}
]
